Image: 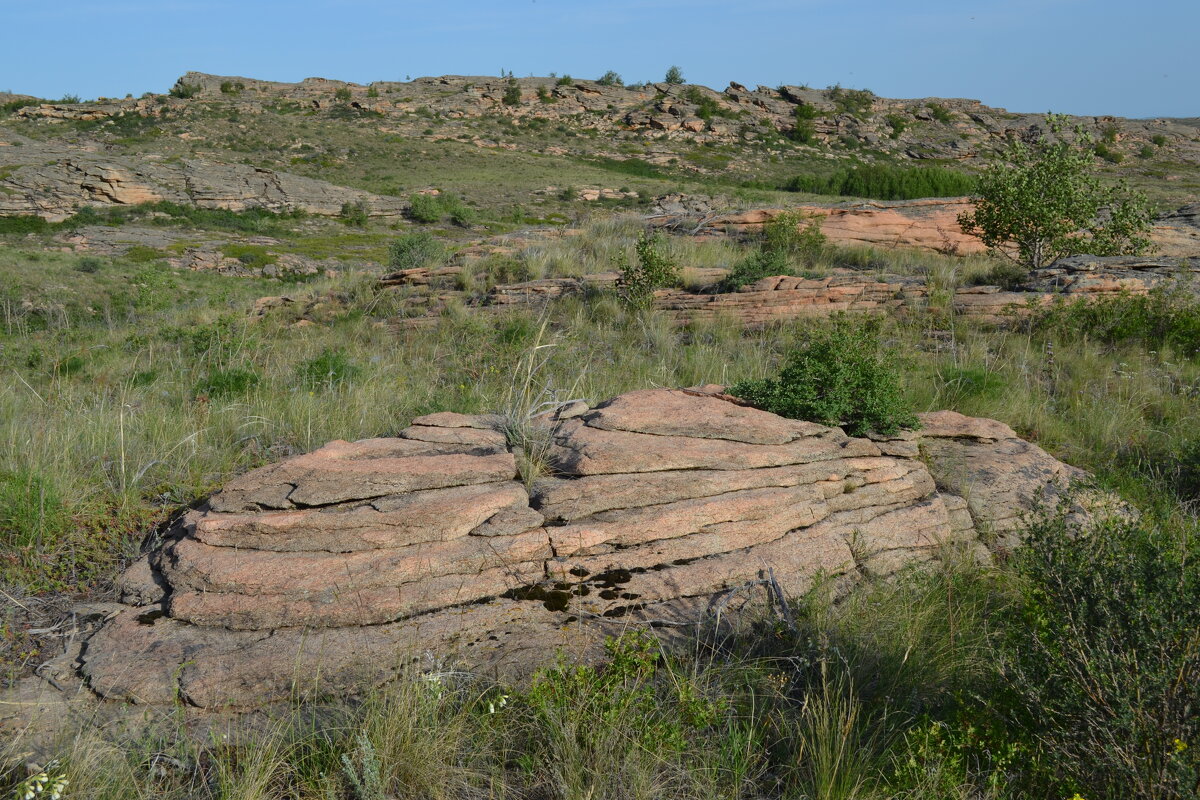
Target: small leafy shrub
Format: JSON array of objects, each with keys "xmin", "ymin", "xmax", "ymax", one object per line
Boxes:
[
  {"xmin": 1094, "ymin": 141, "xmax": 1124, "ymax": 163},
  {"xmin": 219, "ymin": 80, "xmax": 245, "ymax": 95},
  {"xmin": 220, "ymin": 243, "xmax": 277, "ymax": 269},
  {"xmin": 596, "ymin": 71, "xmax": 623, "ymax": 86},
  {"xmin": 1100, "ymin": 123, "xmax": 1120, "ymax": 143},
  {"xmin": 124, "ymin": 244, "xmax": 167, "ymax": 263},
  {"xmin": 74, "ymin": 255, "xmax": 103, "ymax": 273},
  {"xmin": 192, "ymin": 367, "xmax": 260, "ymax": 400},
  {"xmin": 536, "ymin": 85, "xmax": 554, "ymax": 104},
  {"xmin": 502, "ymin": 80, "xmax": 522, "ymax": 106},
  {"xmin": 729, "ymin": 316, "xmax": 918, "ymax": 435},
  {"xmin": 407, "ymin": 193, "xmax": 443, "ymax": 223},
  {"xmin": 334, "ymin": 87, "xmax": 352, "ymax": 102},
  {"xmin": 997, "ymin": 501, "xmax": 1200, "ymax": 799},
  {"xmin": 616, "ymin": 231, "xmax": 680, "ymax": 309},
  {"xmin": 388, "ymin": 231, "xmax": 445, "ymax": 270},
  {"xmin": 1152, "ymin": 133, "xmax": 1168, "ymax": 146},
  {"xmin": 664, "ymin": 65, "xmax": 685, "ymax": 85},
  {"xmin": 339, "ymin": 200, "xmax": 369, "ymax": 227},
  {"xmin": 788, "ymin": 103, "xmax": 819, "ymax": 143},
  {"xmin": 763, "ymin": 209, "xmax": 827, "ymax": 262},
  {"xmin": 480, "ymin": 255, "xmax": 530, "ymax": 285},
  {"xmin": 556, "ymin": 74, "xmax": 573, "ymax": 86},
  {"xmin": 297, "ymin": 348, "xmax": 360, "ymax": 390},
  {"xmin": 975, "ymin": 260, "xmax": 1029, "ymax": 290},
  {"xmin": 885, "ymin": 113, "xmax": 908, "ymax": 139},
  {"xmin": 168, "ymin": 82, "xmax": 200, "ymax": 99},
  {"xmin": 827, "ymin": 85, "xmax": 874, "ymax": 116},
  {"xmin": 925, "ymin": 102, "xmax": 954, "ymax": 123},
  {"xmin": 723, "ymin": 248, "xmax": 792, "ymax": 290},
  {"xmin": 1138, "ymin": 144, "xmax": 1155, "ymax": 159},
  {"xmin": 683, "ymin": 86, "xmax": 734, "ymax": 121}
]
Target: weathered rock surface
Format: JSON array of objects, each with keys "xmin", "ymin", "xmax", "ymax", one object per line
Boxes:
[
  {"xmin": 18, "ymin": 386, "xmax": 1103, "ymax": 721},
  {"xmin": 0, "ymin": 141, "xmax": 405, "ymax": 221}
]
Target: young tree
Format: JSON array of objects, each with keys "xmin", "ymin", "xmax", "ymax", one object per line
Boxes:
[
  {"xmin": 664, "ymin": 65, "xmax": 685, "ymax": 85},
  {"xmin": 957, "ymin": 115, "xmax": 1151, "ymax": 271},
  {"xmin": 596, "ymin": 70, "xmax": 623, "ymax": 87}
]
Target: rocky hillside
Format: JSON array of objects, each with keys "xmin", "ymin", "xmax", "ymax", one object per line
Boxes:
[{"xmin": 1, "ymin": 71, "xmax": 1197, "ymax": 224}]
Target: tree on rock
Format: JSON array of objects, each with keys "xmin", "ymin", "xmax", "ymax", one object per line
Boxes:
[
  {"xmin": 958, "ymin": 114, "xmax": 1151, "ymax": 271},
  {"xmin": 664, "ymin": 65, "xmax": 685, "ymax": 85}
]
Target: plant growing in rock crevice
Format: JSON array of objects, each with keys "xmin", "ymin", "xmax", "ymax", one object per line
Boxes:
[
  {"xmin": 615, "ymin": 231, "xmax": 680, "ymax": 310},
  {"xmin": 730, "ymin": 316, "xmax": 918, "ymax": 436}
]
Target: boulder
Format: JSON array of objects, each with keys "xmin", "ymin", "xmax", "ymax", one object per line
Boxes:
[{"xmin": 5, "ymin": 388, "xmax": 1104, "ymax": 722}]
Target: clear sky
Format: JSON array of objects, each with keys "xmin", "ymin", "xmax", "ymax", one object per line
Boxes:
[{"xmin": 2, "ymin": 0, "xmax": 1196, "ymax": 119}]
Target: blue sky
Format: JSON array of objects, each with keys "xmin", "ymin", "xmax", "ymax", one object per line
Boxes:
[{"xmin": 2, "ymin": 0, "xmax": 1196, "ymax": 118}]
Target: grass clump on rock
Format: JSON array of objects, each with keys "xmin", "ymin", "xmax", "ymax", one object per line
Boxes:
[{"xmin": 730, "ymin": 316, "xmax": 918, "ymax": 435}]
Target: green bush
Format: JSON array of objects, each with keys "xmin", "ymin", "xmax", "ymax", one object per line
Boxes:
[
  {"xmin": 502, "ymin": 80, "xmax": 522, "ymax": 106},
  {"xmin": 334, "ymin": 87, "xmax": 352, "ymax": 102},
  {"xmin": 729, "ymin": 316, "xmax": 918, "ymax": 435},
  {"xmin": 925, "ymin": 103, "xmax": 954, "ymax": 123},
  {"xmin": 339, "ymin": 200, "xmax": 369, "ymax": 227},
  {"xmin": 885, "ymin": 113, "xmax": 908, "ymax": 139},
  {"xmin": 74, "ymin": 256, "xmax": 103, "ymax": 273},
  {"xmin": 664, "ymin": 65, "xmax": 685, "ymax": 85},
  {"xmin": 616, "ymin": 231, "xmax": 680, "ymax": 309},
  {"xmin": 388, "ymin": 232, "xmax": 445, "ymax": 270},
  {"xmin": 219, "ymin": 81, "xmax": 245, "ymax": 95},
  {"xmin": 192, "ymin": 367, "xmax": 260, "ymax": 400},
  {"xmin": 722, "ymin": 248, "xmax": 793, "ymax": 290},
  {"xmin": 788, "ymin": 103, "xmax": 819, "ymax": 143},
  {"xmin": 683, "ymin": 87, "xmax": 734, "ymax": 121},
  {"xmin": 782, "ymin": 164, "xmax": 976, "ymax": 201},
  {"xmin": 596, "ymin": 71, "xmax": 623, "ymax": 87},
  {"xmin": 827, "ymin": 85, "xmax": 874, "ymax": 116},
  {"xmin": 297, "ymin": 349, "xmax": 360, "ymax": 390},
  {"xmin": 556, "ymin": 74, "xmax": 573, "ymax": 86},
  {"xmin": 536, "ymin": 86, "xmax": 554, "ymax": 104},
  {"xmin": 168, "ymin": 82, "xmax": 199, "ymax": 99},
  {"xmin": 763, "ymin": 209, "xmax": 827, "ymax": 261},
  {"xmin": 1094, "ymin": 141, "xmax": 1124, "ymax": 163},
  {"xmin": 220, "ymin": 243, "xmax": 277, "ymax": 269},
  {"xmin": 1152, "ymin": 133, "xmax": 1168, "ymax": 146},
  {"xmin": 997, "ymin": 501, "xmax": 1200, "ymax": 799},
  {"xmin": 407, "ymin": 193, "xmax": 443, "ymax": 223},
  {"xmin": 1138, "ymin": 144, "xmax": 1156, "ymax": 159}
]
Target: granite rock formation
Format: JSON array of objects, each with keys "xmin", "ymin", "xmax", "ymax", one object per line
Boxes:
[{"xmin": 3, "ymin": 387, "xmax": 1102, "ymax": 728}]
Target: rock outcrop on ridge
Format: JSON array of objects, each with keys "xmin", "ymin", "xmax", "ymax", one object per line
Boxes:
[{"xmin": 0, "ymin": 386, "xmax": 1095, "ymax": 725}]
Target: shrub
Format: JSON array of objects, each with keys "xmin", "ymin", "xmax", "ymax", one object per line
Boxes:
[
  {"xmin": 192, "ymin": 367, "xmax": 260, "ymax": 400},
  {"xmin": 782, "ymin": 164, "xmax": 976, "ymax": 201},
  {"xmin": 388, "ymin": 232, "xmax": 445, "ymax": 270},
  {"xmin": 339, "ymin": 200, "xmax": 369, "ymax": 227},
  {"xmin": 827, "ymin": 85, "xmax": 874, "ymax": 116},
  {"xmin": 219, "ymin": 81, "xmax": 245, "ymax": 95},
  {"xmin": 1032, "ymin": 284, "xmax": 1200, "ymax": 356},
  {"xmin": 925, "ymin": 102, "xmax": 954, "ymax": 123},
  {"xmin": 957, "ymin": 114, "xmax": 1151, "ymax": 270},
  {"xmin": 168, "ymin": 82, "xmax": 200, "ymax": 99},
  {"xmin": 1094, "ymin": 141, "xmax": 1124, "ymax": 163},
  {"xmin": 502, "ymin": 80, "xmax": 522, "ymax": 106},
  {"xmin": 996, "ymin": 501, "xmax": 1200, "ymax": 799},
  {"xmin": 885, "ymin": 113, "xmax": 908, "ymax": 139},
  {"xmin": 0, "ymin": 215, "xmax": 53, "ymax": 235},
  {"xmin": 664, "ymin": 65, "xmax": 685, "ymax": 85},
  {"xmin": 1138, "ymin": 144, "xmax": 1155, "ymax": 159},
  {"xmin": 723, "ymin": 248, "xmax": 792, "ymax": 290},
  {"xmin": 682, "ymin": 86, "xmax": 734, "ymax": 121},
  {"xmin": 536, "ymin": 86, "xmax": 554, "ymax": 104},
  {"xmin": 596, "ymin": 71, "xmax": 623, "ymax": 87},
  {"xmin": 729, "ymin": 316, "xmax": 918, "ymax": 435},
  {"xmin": 763, "ymin": 209, "xmax": 827, "ymax": 262},
  {"xmin": 408, "ymin": 193, "xmax": 443, "ymax": 223},
  {"xmin": 788, "ymin": 103, "xmax": 819, "ymax": 143},
  {"xmin": 1152, "ymin": 133, "xmax": 1168, "ymax": 146},
  {"xmin": 616, "ymin": 231, "xmax": 680, "ymax": 309},
  {"xmin": 334, "ymin": 87, "xmax": 352, "ymax": 102},
  {"xmin": 220, "ymin": 243, "xmax": 277, "ymax": 269},
  {"xmin": 556, "ymin": 74, "xmax": 573, "ymax": 86},
  {"xmin": 74, "ymin": 256, "xmax": 103, "ymax": 273},
  {"xmin": 297, "ymin": 348, "xmax": 360, "ymax": 390}
]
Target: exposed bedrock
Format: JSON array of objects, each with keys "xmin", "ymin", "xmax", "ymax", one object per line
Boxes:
[{"xmin": 7, "ymin": 387, "xmax": 1104, "ymax": 720}]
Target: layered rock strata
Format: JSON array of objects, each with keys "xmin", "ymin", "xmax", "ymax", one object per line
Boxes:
[{"xmin": 57, "ymin": 387, "xmax": 1094, "ymax": 713}]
